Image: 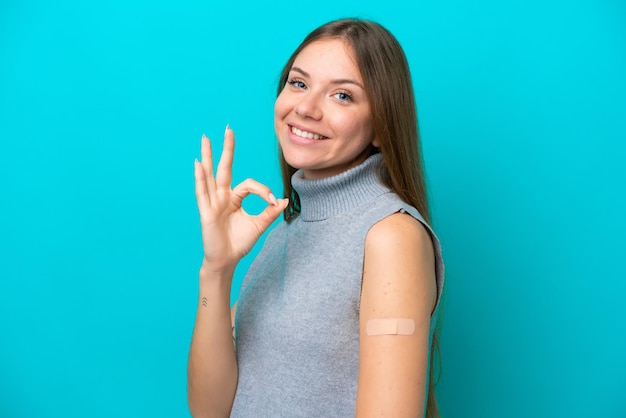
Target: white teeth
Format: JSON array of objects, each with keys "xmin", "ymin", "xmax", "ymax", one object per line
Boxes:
[{"xmin": 291, "ymin": 126, "xmax": 325, "ymax": 140}]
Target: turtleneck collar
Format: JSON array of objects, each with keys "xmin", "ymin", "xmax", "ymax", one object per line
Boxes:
[{"xmin": 291, "ymin": 154, "xmax": 390, "ymax": 222}]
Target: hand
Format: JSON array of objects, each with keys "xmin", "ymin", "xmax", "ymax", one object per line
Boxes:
[{"xmin": 194, "ymin": 126, "xmax": 288, "ymax": 275}]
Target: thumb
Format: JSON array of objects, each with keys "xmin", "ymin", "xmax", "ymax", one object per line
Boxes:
[{"xmin": 253, "ymin": 198, "xmax": 289, "ymax": 233}]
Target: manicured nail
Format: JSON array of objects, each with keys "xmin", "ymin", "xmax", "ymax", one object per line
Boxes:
[
  {"xmin": 268, "ymin": 193, "xmax": 278, "ymax": 206},
  {"xmin": 225, "ymin": 124, "xmax": 230, "ymax": 134}
]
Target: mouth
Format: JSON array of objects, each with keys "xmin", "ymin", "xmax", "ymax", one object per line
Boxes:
[{"xmin": 290, "ymin": 125, "xmax": 328, "ymax": 140}]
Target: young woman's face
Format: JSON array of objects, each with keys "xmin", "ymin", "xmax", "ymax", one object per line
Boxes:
[{"xmin": 274, "ymin": 38, "xmax": 379, "ymax": 179}]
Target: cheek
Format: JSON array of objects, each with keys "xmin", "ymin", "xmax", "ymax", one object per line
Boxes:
[
  {"xmin": 274, "ymin": 92, "xmax": 290, "ymax": 122},
  {"xmin": 274, "ymin": 94, "xmax": 292, "ymax": 138},
  {"xmin": 335, "ymin": 113, "xmax": 370, "ymax": 138},
  {"xmin": 353, "ymin": 111, "xmax": 375, "ymax": 141}
]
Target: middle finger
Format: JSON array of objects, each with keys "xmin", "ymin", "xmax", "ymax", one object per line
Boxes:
[{"xmin": 216, "ymin": 125, "xmax": 234, "ymax": 189}]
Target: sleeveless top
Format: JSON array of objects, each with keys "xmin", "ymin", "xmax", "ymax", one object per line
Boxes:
[{"xmin": 231, "ymin": 154, "xmax": 444, "ymax": 417}]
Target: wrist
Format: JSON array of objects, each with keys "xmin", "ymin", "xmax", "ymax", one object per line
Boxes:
[{"xmin": 199, "ymin": 259, "xmax": 235, "ymax": 282}]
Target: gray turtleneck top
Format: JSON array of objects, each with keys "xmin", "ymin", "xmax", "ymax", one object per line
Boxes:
[{"xmin": 231, "ymin": 154, "xmax": 444, "ymax": 417}]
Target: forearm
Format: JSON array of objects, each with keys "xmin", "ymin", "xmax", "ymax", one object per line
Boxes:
[
  {"xmin": 188, "ymin": 126, "xmax": 286, "ymax": 416},
  {"xmin": 187, "ymin": 266, "xmax": 238, "ymax": 418}
]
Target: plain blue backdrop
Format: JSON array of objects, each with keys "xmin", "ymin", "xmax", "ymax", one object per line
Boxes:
[{"xmin": 1, "ymin": 0, "xmax": 625, "ymax": 417}]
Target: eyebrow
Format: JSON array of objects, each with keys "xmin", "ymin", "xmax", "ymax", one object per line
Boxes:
[{"xmin": 290, "ymin": 66, "xmax": 365, "ymax": 90}]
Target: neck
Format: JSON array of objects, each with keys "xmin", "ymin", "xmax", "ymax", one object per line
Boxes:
[{"xmin": 291, "ymin": 154, "xmax": 389, "ymax": 222}]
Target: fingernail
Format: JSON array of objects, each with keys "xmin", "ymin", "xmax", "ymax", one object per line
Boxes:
[
  {"xmin": 225, "ymin": 124, "xmax": 230, "ymax": 134},
  {"xmin": 268, "ymin": 193, "xmax": 278, "ymax": 206},
  {"xmin": 202, "ymin": 133, "xmax": 207, "ymax": 140}
]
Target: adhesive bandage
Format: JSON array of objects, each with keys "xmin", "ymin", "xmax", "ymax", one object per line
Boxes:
[{"xmin": 366, "ymin": 318, "xmax": 416, "ymax": 336}]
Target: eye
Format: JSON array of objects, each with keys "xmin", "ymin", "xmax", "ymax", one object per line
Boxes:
[
  {"xmin": 334, "ymin": 91, "xmax": 353, "ymax": 102},
  {"xmin": 286, "ymin": 78, "xmax": 307, "ymax": 90}
]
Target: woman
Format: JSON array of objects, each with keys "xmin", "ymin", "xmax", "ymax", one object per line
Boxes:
[{"xmin": 188, "ymin": 18, "xmax": 444, "ymax": 417}]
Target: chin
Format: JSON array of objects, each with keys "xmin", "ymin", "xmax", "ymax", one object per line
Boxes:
[
  {"xmin": 279, "ymin": 142, "xmax": 305, "ymax": 168},
  {"xmin": 282, "ymin": 154, "xmax": 311, "ymax": 171}
]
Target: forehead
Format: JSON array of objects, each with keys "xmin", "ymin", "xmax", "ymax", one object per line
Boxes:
[{"xmin": 292, "ymin": 38, "xmax": 362, "ymax": 81}]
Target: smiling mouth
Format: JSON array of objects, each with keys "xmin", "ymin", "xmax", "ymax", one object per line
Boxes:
[{"xmin": 290, "ymin": 125, "xmax": 328, "ymax": 140}]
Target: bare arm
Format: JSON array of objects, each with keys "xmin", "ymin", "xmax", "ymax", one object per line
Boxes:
[
  {"xmin": 187, "ymin": 266, "xmax": 238, "ymax": 418},
  {"xmin": 355, "ymin": 212, "xmax": 437, "ymax": 418},
  {"xmin": 187, "ymin": 127, "xmax": 287, "ymax": 417}
]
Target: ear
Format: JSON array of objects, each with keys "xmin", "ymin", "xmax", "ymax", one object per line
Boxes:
[{"xmin": 372, "ymin": 137, "xmax": 381, "ymax": 148}]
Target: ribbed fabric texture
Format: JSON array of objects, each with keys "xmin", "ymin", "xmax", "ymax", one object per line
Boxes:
[
  {"xmin": 231, "ymin": 154, "xmax": 444, "ymax": 417},
  {"xmin": 292, "ymin": 157, "xmax": 390, "ymax": 222}
]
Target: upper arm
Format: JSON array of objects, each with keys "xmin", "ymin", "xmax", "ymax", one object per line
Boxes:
[{"xmin": 356, "ymin": 212, "xmax": 437, "ymax": 417}]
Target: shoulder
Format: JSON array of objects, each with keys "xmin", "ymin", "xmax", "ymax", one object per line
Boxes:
[
  {"xmin": 366, "ymin": 211, "xmax": 435, "ymax": 272},
  {"xmin": 363, "ymin": 211, "xmax": 436, "ymax": 313}
]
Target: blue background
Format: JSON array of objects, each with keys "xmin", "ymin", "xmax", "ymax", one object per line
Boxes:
[{"xmin": 1, "ymin": 0, "xmax": 625, "ymax": 417}]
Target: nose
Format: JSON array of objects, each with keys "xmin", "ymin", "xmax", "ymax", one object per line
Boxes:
[{"xmin": 294, "ymin": 93, "xmax": 322, "ymax": 120}]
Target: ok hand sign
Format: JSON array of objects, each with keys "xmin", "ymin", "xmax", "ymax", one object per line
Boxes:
[{"xmin": 194, "ymin": 126, "xmax": 288, "ymax": 275}]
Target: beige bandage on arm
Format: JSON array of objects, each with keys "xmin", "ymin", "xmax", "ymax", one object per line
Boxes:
[{"xmin": 366, "ymin": 318, "xmax": 416, "ymax": 336}]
